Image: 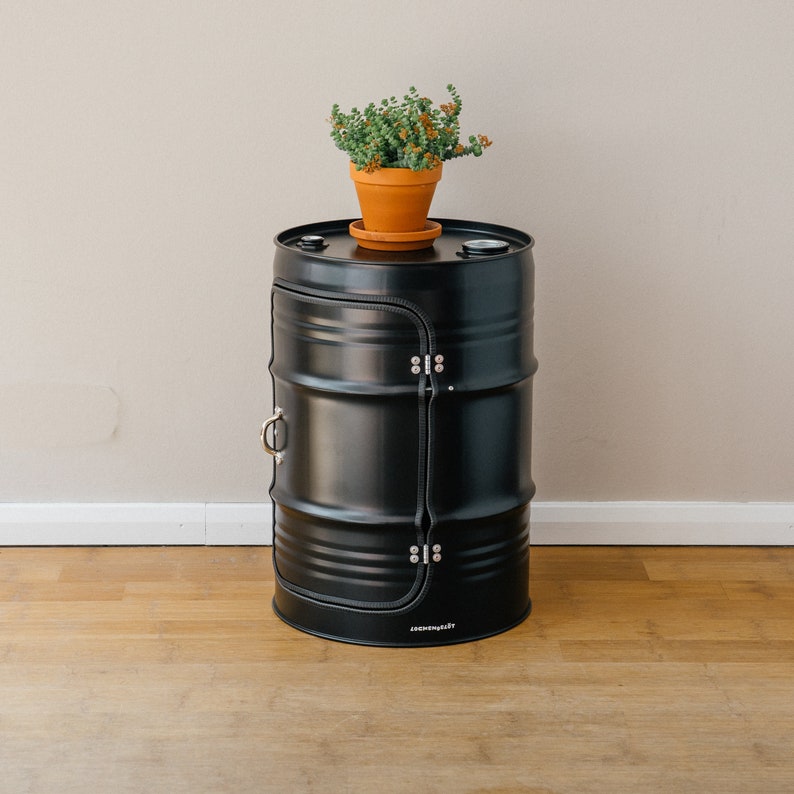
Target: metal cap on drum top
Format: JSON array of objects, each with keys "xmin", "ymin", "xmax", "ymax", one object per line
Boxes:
[
  {"xmin": 461, "ymin": 239, "xmax": 511, "ymax": 256},
  {"xmin": 298, "ymin": 235, "xmax": 327, "ymax": 250}
]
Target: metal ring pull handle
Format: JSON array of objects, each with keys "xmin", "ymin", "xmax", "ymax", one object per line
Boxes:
[{"xmin": 260, "ymin": 406, "xmax": 285, "ymax": 465}]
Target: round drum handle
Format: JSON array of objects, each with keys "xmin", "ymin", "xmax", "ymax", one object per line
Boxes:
[{"xmin": 260, "ymin": 406, "xmax": 285, "ymax": 465}]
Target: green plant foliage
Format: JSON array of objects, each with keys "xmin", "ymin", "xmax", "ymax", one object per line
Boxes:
[{"xmin": 329, "ymin": 84, "xmax": 492, "ymax": 172}]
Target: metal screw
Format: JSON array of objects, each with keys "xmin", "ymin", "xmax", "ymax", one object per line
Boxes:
[
  {"xmin": 434, "ymin": 364, "xmax": 444, "ymax": 373},
  {"xmin": 435, "ymin": 355, "xmax": 444, "ymax": 364},
  {"xmin": 410, "ymin": 555, "xmax": 420, "ymax": 564},
  {"xmin": 432, "ymin": 544, "xmax": 441, "ymax": 553},
  {"xmin": 411, "ymin": 356, "xmax": 421, "ymax": 365},
  {"xmin": 432, "ymin": 553, "xmax": 442, "ymax": 563},
  {"xmin": 410, "ymin": 546, "xmax": 420, "ymax": 555},
  {"xmin": 411, "ymin": 365, "xmax": 421, "ymax": 375}
]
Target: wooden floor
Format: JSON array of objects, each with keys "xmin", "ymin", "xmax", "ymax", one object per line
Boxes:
[{"xmin": 1, "ymin": 546, "xmax": 793, "ymax": 794}]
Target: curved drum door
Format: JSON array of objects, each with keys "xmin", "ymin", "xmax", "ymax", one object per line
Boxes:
[{"xmin": 267, "ymin": 283, "xmax": 437, "ymax": 611}]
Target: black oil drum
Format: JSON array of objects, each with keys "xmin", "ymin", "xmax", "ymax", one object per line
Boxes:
[{"xmin": 263, "ymin": 219, "xmax": 537, "ymax": 646}]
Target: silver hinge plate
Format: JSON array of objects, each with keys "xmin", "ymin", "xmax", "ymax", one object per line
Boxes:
[
  {"xmin": 410, "ymin": 353, "xmax": 444, "ymax": 375},
  {"xmin": 409, "ymin": 544, "xmax": 442, "ymax": 564}
]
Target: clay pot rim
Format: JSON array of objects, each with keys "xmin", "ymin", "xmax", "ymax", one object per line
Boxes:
[{"xmin": 349, "ymin": 161, "xmax": 443, "ymax": 185}]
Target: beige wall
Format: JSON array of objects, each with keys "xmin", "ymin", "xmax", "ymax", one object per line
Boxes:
[{"xmin": 2, "ymin": 1, "xmax": 793, "ymax": 503}]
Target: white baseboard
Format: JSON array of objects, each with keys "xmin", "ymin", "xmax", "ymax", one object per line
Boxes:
[
  {"xmin": 0, "ymin": 503, "xmax": 272, "ymax": 546},
  {"xmin": 530, "ymin": 502, "xmax": 794, "ymax": 545},
  {"xmin": 0, "ymin": 502, "xmax": 792, "ymax": 546}
]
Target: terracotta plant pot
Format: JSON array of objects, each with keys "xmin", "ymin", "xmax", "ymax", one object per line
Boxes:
[{"xmin": 349, "ymin": 162, "xmax": 443, "ymax": 233}]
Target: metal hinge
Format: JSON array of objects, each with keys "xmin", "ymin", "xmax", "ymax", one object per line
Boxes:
[
  {"xmin": 410, "ymin": 354, "xmax": 444, "ymax": 375},
  {"xmin": 409, "ymin": 544, "xmax": 442, "ymax": 564}
]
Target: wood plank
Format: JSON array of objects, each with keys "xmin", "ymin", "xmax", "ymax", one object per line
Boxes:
[{"xmin": 1, "ymin": 545, "xmax": 793, "ymax": 793}]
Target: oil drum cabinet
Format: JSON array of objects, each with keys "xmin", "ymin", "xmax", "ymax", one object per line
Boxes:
[{"xmin": 262, "ymin": 219, "xmax": 537, "ymax": 646}]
